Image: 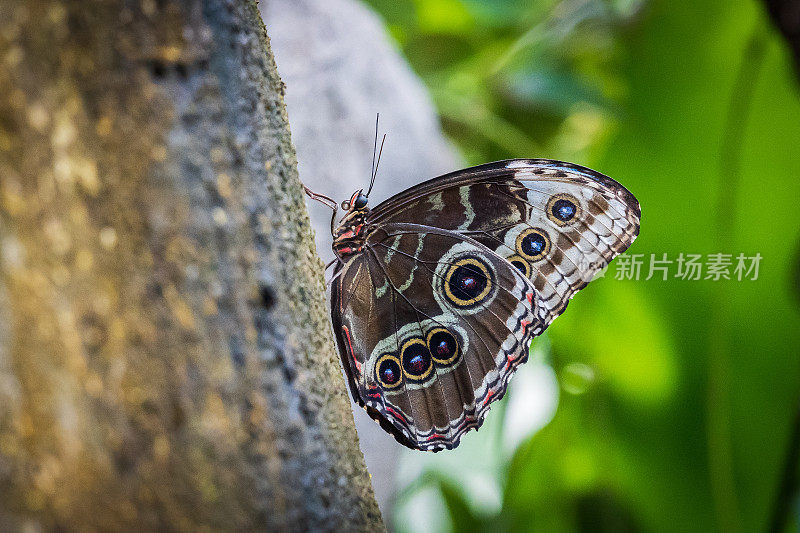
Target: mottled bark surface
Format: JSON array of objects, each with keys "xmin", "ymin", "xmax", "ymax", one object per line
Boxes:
[
  {"xmin": 262, "ymin": 0, "xmax": 462, "ymax": 514},
  {"xmin": 0, "ymin": 0, "xmax": 382, "ymax": 530}
]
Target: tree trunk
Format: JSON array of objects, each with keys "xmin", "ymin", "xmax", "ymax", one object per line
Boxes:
[{"xmin": 0, "ymin": 0, "xmax": 383, "ymax": 530}]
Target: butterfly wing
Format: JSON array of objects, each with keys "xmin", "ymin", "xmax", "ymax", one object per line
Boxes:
[
  {"xmin": 368, "ymin": 159, "xmax": 641, "ymax": 326},
  {"xmin": 332, "ymin": 159, "xmax": 640, "ymax": 451},
  {"xmin": 331, "ymin": 223, "xmax": 540, "ymax": 451}
]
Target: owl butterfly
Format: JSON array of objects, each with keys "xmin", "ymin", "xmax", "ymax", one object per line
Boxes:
[{"xmin": 308, "ymin": 159, "xmax": 640, "ymax": 451}]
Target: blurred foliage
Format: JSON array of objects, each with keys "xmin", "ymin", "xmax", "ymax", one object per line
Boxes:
[
  {"xmin": 366, "ymin": 0, "xmax": 644, "ymax": 163},
  {"xmin": 362, "ymin": 0, "xmax": 800, "ymax": 532}
]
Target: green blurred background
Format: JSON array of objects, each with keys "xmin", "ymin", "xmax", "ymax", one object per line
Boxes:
[{"xmin": 360, "ymin": 0, "xmax": 800, "ymax": 531}]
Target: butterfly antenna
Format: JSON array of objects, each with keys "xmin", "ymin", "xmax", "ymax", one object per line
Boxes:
[
  {"xmin": 369, "ymin": 113, "xmax": 379, "ymax": 188},
  {"xmin": 366, "ymin": 113, "xmax": 386, "ymax": 198},
  {"xmin": 367, "ymin": 133, "xmax": 386, "ymax": 198}
]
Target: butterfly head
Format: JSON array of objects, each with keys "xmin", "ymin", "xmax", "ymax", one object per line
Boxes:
[
  {"xmin": 342, "ymin": 189, "xmax": 369, "ymax": 212},
  {"xmin": 333, "ymin": 189, "xmax": 370, "ymax": 259}
]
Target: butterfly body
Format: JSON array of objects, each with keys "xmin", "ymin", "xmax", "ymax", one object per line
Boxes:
[
  {"xmin": 333, "ymin": 206, "xmax": 369, "ymax": 258},
  {"xmin": 328, "ymin": 159, "xmax": 640, "ymax": 451}
]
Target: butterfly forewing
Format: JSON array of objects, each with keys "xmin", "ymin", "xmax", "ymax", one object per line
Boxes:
[
  {"xmin": 367, "ymin": 159, "xmax": 640, "ymax": 326},
  {"xmin": 330, "ymin": 159, "xmax": 640, "ymax": 451}
]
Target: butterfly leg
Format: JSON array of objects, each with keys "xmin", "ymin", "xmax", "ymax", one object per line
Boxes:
[
  {"xmin": 326, "ymin": 263, "xmax": 346, "ymax": 288},
  {"xmin": 301, "ymin": 182, "xmax": 339, "ymax": 235},
  {"xmin": 302, "ymin": 183, "xmax": 337, "ymax": 209}
]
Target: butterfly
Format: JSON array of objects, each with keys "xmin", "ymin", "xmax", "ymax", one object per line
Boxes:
[{"xmin": 306, "ymin": 153, "xmax": 640, "ymax": 452}]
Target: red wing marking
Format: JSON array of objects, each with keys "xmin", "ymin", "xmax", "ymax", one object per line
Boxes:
[
  {"xmin": 482, "ymin": 389, "xmax": 496, "ymax": 406},
  {"xmin": 385, "ymin": 406, "xmax": 411, "ymax": 425},
  {"xmin": 335, "ymin": 246, "xmax": 363, "ymax": 255},
  {"xmin": 342, "ymin": 325, "xmax": 361, "ymax": 376}
]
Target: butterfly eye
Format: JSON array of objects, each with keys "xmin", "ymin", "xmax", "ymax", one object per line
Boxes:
[
  {"xmin": 353, "ymin": 194, "xmax": 368, "ymax": 210},
  {"xmin": 516, "ymin": 229, "xmax": 550, "ymax": 262},
  {"xmin": 546, "ymin": 194, "xmax": 581, "ymax": 226},
  {"xmin": 400, "ymin": 338, "xmax": 434, "ymax": 382},
  {"xmin": 507, "ymin": 255, "xmax": 532, "ymax": 277},
  {"xmin": 375, "ymin": 354, "xmax": 403, "ymax": 389},
  {"xmin": 426, "ymin": 328, "xmax": 460, "ymax": 366}
]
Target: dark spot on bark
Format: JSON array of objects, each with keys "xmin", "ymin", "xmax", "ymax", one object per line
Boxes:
[
  {"xmin": 146, "ymin": 59, "xmax": 197, "ymax": 81},
  {"xmin": 230, "ymin": 336, "xmax": 246, "ymax": 368},
  {"xmin": 80, "ymin": 311, "xmax": 108, "ymax": 352},
  {"xmin": 113, "ymin": 440, "xmax": 138, "ymax": 474},
  {"xmin": 259, "ymin": 284, "xmax": 276, "ymax": 310},
  {"xmin": 298, "ymin": 393, "xmax": 316, "ymax": 425},
  {"xmin": 282, "ymin": 363, "xmax": 296, "ymax": 384},
  {"xmin": 148, "ymin": 60, "xmax": 167, "ymax": 78},
  {"xmin": 171, "ymin": 397, "xmax": 187, "ymax": 428},
  {"xmin": 175, "ymin": 62, "xmax": 188, "ymax": 79},
  {"xmin": 148, "ymin": 281, "xmax": 164, "ymax": 298},
  {"xmin": 141, "ymin": 399, "xmax": 159, "ymax": 415}
]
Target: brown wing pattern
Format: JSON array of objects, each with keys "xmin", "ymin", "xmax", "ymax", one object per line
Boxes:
[
  {"xmin": 331, "ymin": 224, "xmax": 539, "ymax": 451},
  {"xmin": 368, "ymin": 159, "xmax": 641, "ymax": 326},
  {"xmin": 331, "ymin": 159, "xmax": 640, "ymax": 451}
]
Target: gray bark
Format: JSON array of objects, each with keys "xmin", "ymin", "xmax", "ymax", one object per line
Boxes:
[
  {"xmin": 262, "ymin": 0, "xmax": 462, "ymax": 515},
  {"xmin": 0, "ymin": 0, "xmax": 382, "ymax": 530}
]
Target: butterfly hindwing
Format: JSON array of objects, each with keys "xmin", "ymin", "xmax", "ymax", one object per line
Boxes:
[{"xmin": 331, "ymin": 224, "xmax": 539, "ymax": 451}]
